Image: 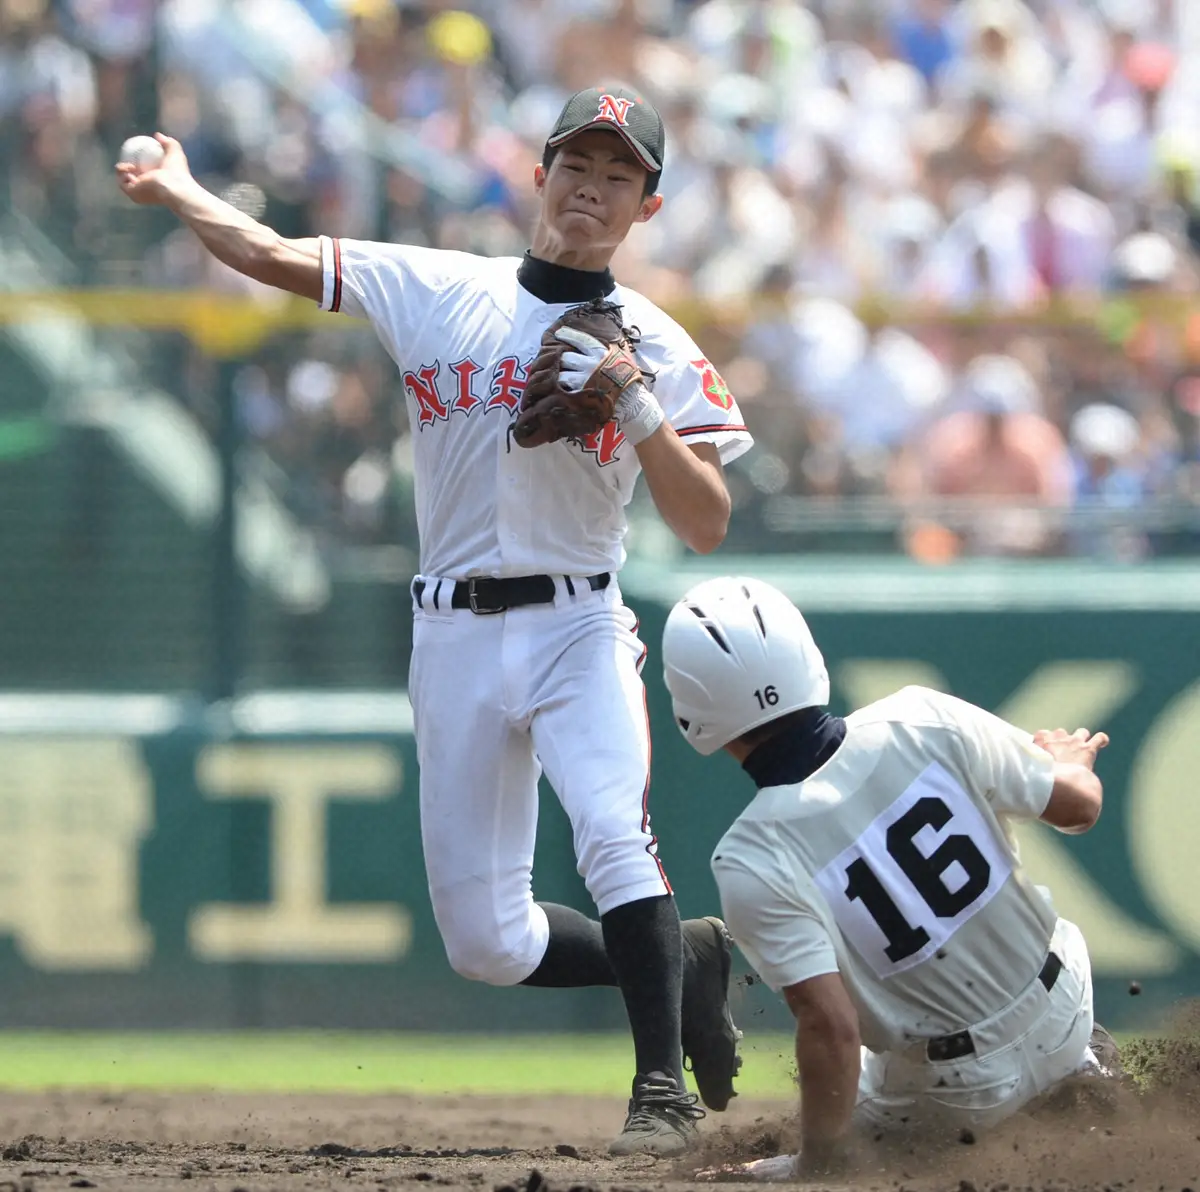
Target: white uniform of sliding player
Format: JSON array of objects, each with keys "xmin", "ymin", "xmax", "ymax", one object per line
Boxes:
[{"xmin": 713, "ymin": 685, "xmax": 1096, "ymax": 1132}]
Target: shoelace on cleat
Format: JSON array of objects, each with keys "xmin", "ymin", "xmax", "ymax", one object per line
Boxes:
[{"xmin": 624, "ymin": 1080, "xmax": 707, "ymax": 1130}]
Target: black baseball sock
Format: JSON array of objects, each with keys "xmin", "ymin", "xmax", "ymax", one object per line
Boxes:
[
  {"xmin": 601, "ymin": 893, "xmax": 684, "ymax": 1089},
  {"xmin": 521, "ymin": 902, "xmax": 617, "ymax": 987},
  {"xmin": 520, "ymin": 896, "xmax": 685, "ymax": 1089}
]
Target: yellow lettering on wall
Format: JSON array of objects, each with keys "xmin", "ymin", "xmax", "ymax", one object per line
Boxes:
[
  {"xmin": 190, "ymin": 744, "xmax": 410, "ymax": 962},
  {"xmin": 1127, "ymin": 680, "xmax": 1200, "ymax": 953},
  {"xmin": 992, "ymin": 662, "xmax": 1138, "ymax": 743},
  {"xmin": 837, "ymin": 661, "xmax": 947, "ymax": 710},
  {"xmin": 0, "ymin": 738, "xmax": 152, "ymax": 969},
  {"xmin": 1005, "ymin": 824, "xmax": 1178, "ymax": 974}
]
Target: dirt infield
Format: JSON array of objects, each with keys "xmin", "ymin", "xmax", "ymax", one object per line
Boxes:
[
  {"xmin": 2, "ymin": 1020, "xmax": 1199, "ymax": 1192},
  {"xmin": 0, "ymin": 1072, "xmax": 1197, "ymax": 1192}
]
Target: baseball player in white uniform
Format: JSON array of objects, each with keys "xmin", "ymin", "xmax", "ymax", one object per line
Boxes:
[
  {"xmin": 117, "ymin": 85, "xmax": 751, "ymax": 1155},
  {"xmin": 660, "ymin": 577, "xmax": 1117, "ymax": 1180}
]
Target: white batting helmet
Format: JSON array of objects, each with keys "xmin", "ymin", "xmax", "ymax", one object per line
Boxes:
[{"xmin": 662, "ymin": 576, "xmax": 830, "ymax": 756}]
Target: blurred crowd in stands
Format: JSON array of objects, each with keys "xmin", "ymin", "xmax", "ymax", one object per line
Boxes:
[{"xmin": 3, "ymin": 0, "xmax": 1200, "ymax": 558}]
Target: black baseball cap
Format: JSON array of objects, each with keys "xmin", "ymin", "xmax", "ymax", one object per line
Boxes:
[{"xmin": 545, "ymin": 85, "xmax": 665, "ymax": 181}]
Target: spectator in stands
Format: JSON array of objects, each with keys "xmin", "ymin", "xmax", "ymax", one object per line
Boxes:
[
  {"xmin": 936, "ymin": 0, "xmax": 1056, "ymax": 124},
  {"xmin": 1082, "ymin": 36, "xmax": 1178, "ymax": 200},
  {"xmin": 1153, "ymin": 316, "xmax": 1200, "ymax": 552},
  {"xmin": 1066, "ymin": 401, "xmax": 1150, "ymax": 559},
  {"xmin": 890, "ymin": 0, "xmax": 958, "ymax": 87},
  {"xmin": 898, "ymin": 354, "xmax": 1073, "ymax": 555},
  {"xmin": 1000, "ymin": 133, "xmax": 1117, "ymax": 296}
]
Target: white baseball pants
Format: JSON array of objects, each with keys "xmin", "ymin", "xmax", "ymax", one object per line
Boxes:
[
  {"xmin": 408, "ymin": 574, "xmax": 671, "ymax": 986},
  {"xmin": 854, "ymin": 917, "xmax": 1096, "ymax": 1133},
  {"xmin": 731, "ymin": 918, "xmax": 1098, "ymax": 1183}
]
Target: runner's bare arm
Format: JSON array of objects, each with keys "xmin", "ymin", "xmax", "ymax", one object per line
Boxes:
[
  {"xmin": 1034, "ymin": 728, "xmax": 1107, "ymax": 835},
  {"xmin": 782, "ymin": 972, "xmax": 860, "ymax": 1177},
  {"xmin": 116, "ymin": 134, "xmax": 322, "ymax": 302}
]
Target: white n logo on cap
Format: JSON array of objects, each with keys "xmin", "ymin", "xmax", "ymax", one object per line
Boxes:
[{"xmin": 596, "ymin": 94, "xmax": 634, "ymax": 126}]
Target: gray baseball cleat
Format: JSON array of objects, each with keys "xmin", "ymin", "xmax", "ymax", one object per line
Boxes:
[
  {"xmin": 608, "ymin": 1071, "xmax": 705, "ymax": 1157},
  {"xmin": 1088, "ymin": 1022, "xmax": 1124, "ymax": 1078},
  {"xmin": 682, "ymin": 916, "xmax": 743, "ymax": 1111}
]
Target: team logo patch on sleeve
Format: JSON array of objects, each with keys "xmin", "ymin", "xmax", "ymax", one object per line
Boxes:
[{"xmin": 691, "ymin": 358, "xmax": 734, "ymax": 410}]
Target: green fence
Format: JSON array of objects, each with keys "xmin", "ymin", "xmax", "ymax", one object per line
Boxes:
[{"xmin": 0, "ymin": 560, "xmax": 1196, "ymax": 1034}]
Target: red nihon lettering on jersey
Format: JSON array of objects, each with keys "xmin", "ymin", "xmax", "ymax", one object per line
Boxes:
[
  {"xmin": 597, "ymin": 94, "xmax": 634, "ymax": 126},
  {"xmin": 404, "ymin": 364, "xmax": 448, "ymax": 428},
  {"xmin": 449, "ymin": 358, "xmax": 483, "ymax": 415},
  {"xmin": 487, "ymin": 356, "xmax": 527, "ymax": 411},
  {"xmin": 578, "ymin": 421, "xmax": 625, "ymax": 466}
]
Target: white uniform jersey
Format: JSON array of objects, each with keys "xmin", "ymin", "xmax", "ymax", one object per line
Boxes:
[
  {"xmin": 712, "ymin": 686, "xmax": 1061, "ymax": 1053},
  {"xmin": 318, "ymin": 237, "xmax": 752, "ymax": 578}
]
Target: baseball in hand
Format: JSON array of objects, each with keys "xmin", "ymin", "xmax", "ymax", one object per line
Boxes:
[{"xmin": 118, "ymin": 135, "xmax": 165, "ymax": 173}]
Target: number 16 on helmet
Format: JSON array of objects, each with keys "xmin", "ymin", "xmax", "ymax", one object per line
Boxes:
[{"xmin": 662, "ymin": 577, "xmax": 830, "ymax": 756}]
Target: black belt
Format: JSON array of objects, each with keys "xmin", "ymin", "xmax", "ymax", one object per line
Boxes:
[
  {"xmin": 412, "ymin": 572, "xmax": 610, "ymax": 615},
  {"xmin": 926, "ymin": 951, "xmax": 1063, "ymax": 1063}
]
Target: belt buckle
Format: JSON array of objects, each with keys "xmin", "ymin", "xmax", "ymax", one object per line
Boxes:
[{"xmin": 467, "ymin": 577, "xmax": 506, "ymax": 615}]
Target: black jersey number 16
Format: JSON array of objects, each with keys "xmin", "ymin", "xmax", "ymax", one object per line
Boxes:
[{"xmin": 844, "ymin": 795, "xmax": 992, "ymax": 963}]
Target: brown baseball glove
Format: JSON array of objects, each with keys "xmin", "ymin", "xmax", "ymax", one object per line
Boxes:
[{"xmin": 512, "ymin": 298, "xmax": 644, "ymax": 448}]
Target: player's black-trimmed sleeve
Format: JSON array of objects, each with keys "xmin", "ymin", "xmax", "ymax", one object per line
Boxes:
[
  {"xmin": 317, "ymin": 236, "xmax": 450, "ymax": 326},
  {"xmin": 320, "ymin": 235, "xmax": 347, "ymax": 314}
]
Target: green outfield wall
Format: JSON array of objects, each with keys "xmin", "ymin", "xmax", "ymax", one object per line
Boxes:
[{"xmin": 0, "ymin": 559, "xmax": 1196, "ymax": 1034}]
